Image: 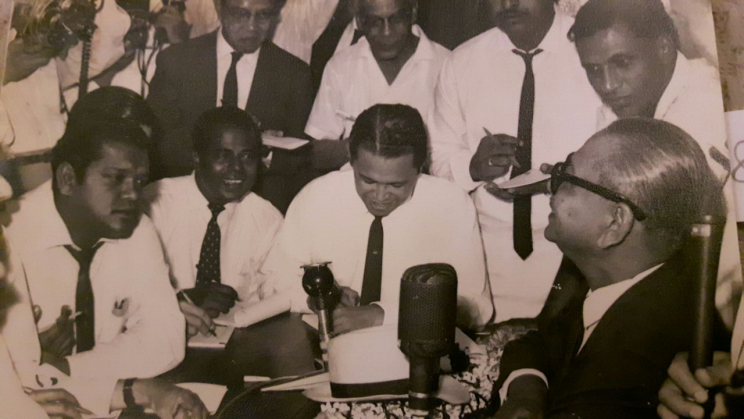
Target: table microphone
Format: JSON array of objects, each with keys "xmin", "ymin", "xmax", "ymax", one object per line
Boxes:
[
  {"xmin": 685, "ymin": 215, "xmax": 725, "ymax": 418},
  {"xmin": 302, "ymin": 262, "xmax": 340, "ymax": 370},
  {"xmin": 399, "ymin": 263, "xmax": 458, "ymax": 417}
]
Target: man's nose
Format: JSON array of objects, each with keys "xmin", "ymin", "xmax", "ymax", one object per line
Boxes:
[
  {"xmin": 600, "ymin": 66, "xmax": 622, "ymax": 94},
  {"xmin": 373, "ymin": 185, "xmax": 388, "ymax": 201},
  {"xmin": 382, "ymin": 18, "xmax": 392, "ymax": 36},
  {"xmin": 120, "ymin": 178, "xmax": 140, "ymax": 201},
  {"xmin": 501, "ymin": 0, "xmax": 519, "ymax": 10}
]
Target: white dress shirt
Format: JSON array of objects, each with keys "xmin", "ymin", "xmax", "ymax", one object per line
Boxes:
[
  {"xmin": 596, "ymin": 53, "xmax": 743, "ymax": 329},
  {"xmin": 144, "ymin": 174, "xmax": 283, "ymax": 302},
  {"xmin": 215, "ymin": 29, "xmax": 260, "ymax": 109},
  {"xmin": 0, "ymin": 336, "xmax": 49, "ymax": 418},
  {"xmin": 1, "ymin": 182, "xmax": 185, "ymax": 414},
  {"xmin": 305, "ymin": 25, "xmax": 450, "ymax": 141},
  {"xmin": 262, "ymin": 170, "xmax": 494, "ymax": 329},
  {"xmin": 499, "ymin": 264, "xmax": 661, "ymax": 404},
  {"xmin": 428, "ymin": 9, "xmax": 602, "ymax": 322}
]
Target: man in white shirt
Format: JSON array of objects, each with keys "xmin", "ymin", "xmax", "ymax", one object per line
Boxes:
[
  {"xmin": 428, "ymin": 0, "xmax": 602, "ymax": 322},
  {"xmin": 493, "ymin": 118, "xmax": 727, "ymax": 419},
  {"xmin": 570, "ymin": 0, "xmax": 742, "ymax": 329},
  {"xmin": 306, "ymin": 0, "xmax": 449, "ymax": 172},
  {"xmin": 263, "ymin": 104, "xmax": 493, "ymax": 334},
  {"xmin": 148, "ymin": 0, "xmax": 314, "ymax": 213},
  {"xmin": 0, "ymin": 117, "xmax": 195, "ymax": 416},
  {"xmin": 145, "ymin": 106, "xmax": 283, "ymax": 337}
]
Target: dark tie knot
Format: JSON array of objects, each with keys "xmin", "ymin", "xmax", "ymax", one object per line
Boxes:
[
  {"xmin": 512, "ymin": 48, "xmax": 543, "ymax": 65},
  {"xmin": 64, "ymin": 243, "xmax": 103, "ymax": 268},
  {"xmin": 208, "ymin": 203, "xmax": 226, "ymax": 218},
  {"xmin": 231, "ymin": 51, "xmax": 244, "ymax": 63}
]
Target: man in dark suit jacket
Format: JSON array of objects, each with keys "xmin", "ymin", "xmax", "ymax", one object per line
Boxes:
[
  {"xmin": 493, "ymin": 118, "xmax": 728, "ymax": 419},
  {"xmin": 148, "ymin": 0, "xmax": 315, "ymax": 213}
]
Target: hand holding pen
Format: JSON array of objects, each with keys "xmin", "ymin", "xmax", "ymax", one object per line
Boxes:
[
  {"xmin": 178, "ymin": 290, "xmax": 218, "ymax": 338},
  {"xmin": 469, "ymin": 128, "xmax": 521, "ymax": 182}
]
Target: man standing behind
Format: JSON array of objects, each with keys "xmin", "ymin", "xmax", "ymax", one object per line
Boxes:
[
  {"xmin": 570, "ymin": 0, "xmax": 741, "ymax": 326},
  {"xmin": 264, "ymin": 104, "xmax": 493, "ymax": 334},
  {"xmin": 1, "ymin": 118, "xmax": 191, "ymax": 415},
  {"xmin": 145, "ymin": 107, "xmax": 283, "ymax": 338},
  {"xmin": 148, "ymin": 0, "xmax": 314, "ymax": 212},
  {"xmin": 494, "ymin": 118, "xmax": 726, "ymax": 418},
  {"xmin": 306, "ymin": 0, "xmax": 449, "ymax": 171},
  {"xmin": 428, "ymin": 0, "xmax": 601, "ymax": 322}
]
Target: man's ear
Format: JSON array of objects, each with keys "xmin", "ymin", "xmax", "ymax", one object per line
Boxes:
[
  {"xmin": 597, "ymin": 204, "xmax": 634, "ymax": 249},
  {"xmin": 55, "ymin": 163, "xmax": 78, "ymax": 196},
  {"xmin": 657, "ymin": 35, "xmax": 675, "ymax": 58}
]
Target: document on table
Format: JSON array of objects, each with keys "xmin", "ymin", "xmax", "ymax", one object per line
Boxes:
[
  {"xmin": 262, "ymin": 134, "xmax": 309, "ymax": 150},
  {"xmin": 187, "ymin": 325, "xmax": 234, "ymax": 349}
]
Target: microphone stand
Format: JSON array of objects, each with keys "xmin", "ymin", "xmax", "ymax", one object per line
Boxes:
[{"xmin": 302, "ymin": 262, "xmax": 339, "ymax": 370}]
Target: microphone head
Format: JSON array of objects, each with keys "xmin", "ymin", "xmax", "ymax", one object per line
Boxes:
[
  {"xmin": 302, "ymin": 263, "xmax": 335, "ymax": 298},
  {"xmin": 398, "ymin": 263, "xmax": 458, "ymax": 359}
]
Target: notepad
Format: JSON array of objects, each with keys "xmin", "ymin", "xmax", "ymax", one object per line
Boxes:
[{"xmin": 187, "ymin": 325, "xmax": 234, "ymax": 349}]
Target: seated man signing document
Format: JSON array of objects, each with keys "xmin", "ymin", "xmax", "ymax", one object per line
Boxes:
[
  {"xmin": 263, "ymin": 104, "xmax": 493, "ymax": 334},
  {"xmin": 145, "ymin": 107, "xmax": 283, "ymax": 338}
]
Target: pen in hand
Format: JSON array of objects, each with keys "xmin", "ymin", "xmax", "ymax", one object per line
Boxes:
[
  {"xmin": 178, "ymin": 290, "xmax": 218, "ymax": 337},
  {"xmin": 483, "ymin": 127, "xmax": 521, "ymax": 169}
]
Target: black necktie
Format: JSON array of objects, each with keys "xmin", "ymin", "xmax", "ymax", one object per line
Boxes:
[
  {"xmin": 351, "ymin": 29, "xmax": 364, "ymax": 45},
  {"xmin": 511, "ymin": 48, "xmax": 542, "ymax": 260},
  {"xmin": 196, "ymin": 203, "xmax": 226, "ymax": 284},
  {"xmin": 64, "ymin": 242, "xmax": 104, "ymax": 353},
  {"xmin": 360, "ymin": 216, "xmax": 383, "ymax": 305},
  {"xmin": 222, "ymin": 51, "xmax": 243, "ymax": 107}
]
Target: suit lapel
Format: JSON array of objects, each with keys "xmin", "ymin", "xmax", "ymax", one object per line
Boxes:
[
  {"xmin": 201, "ymin": 31, "xmax": 219, "ymax": 110},
  {"xmin": 246, "ymin": 42, "xmax": 274, "ymax": 117}
]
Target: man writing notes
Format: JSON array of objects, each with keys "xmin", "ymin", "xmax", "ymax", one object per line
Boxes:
[
  {"xmin": 146, "ymin": 107, "xmax": 283, "ymax": 338},
  {"xmin": 305, "ymin": 0, "xmax": 449, "ymax": 171},
  {"xmin": 493, "ymin": 118, "xmax": 728, "ymax": 419},
  {"xmin": 0, "ymin": 118, "xmax": 205, "ymax": 417},
  {"xmin": 428, "ymin": 0, "xmax": 601, "ymax": 322},
  {"xmin": 570, "ymin": 0, "xmax": 742, "ymax": 327},
  {"xmin": 148, "ymin": 0, "xmax": 314, "ymax": 212},
  {"xmin": 263, "ymin": 104, "xmax": 493, "ymax": 334}
]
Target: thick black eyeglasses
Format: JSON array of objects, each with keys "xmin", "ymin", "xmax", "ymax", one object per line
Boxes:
[{"xmin": 550, "ymin": 155, "xmax": 648, "ymax": 221}]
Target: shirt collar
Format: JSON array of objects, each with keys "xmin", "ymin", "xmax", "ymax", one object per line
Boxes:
[
  {"xmin": 582, "ymin": 264, "xmax": 663, "ymax": 330},
  {"xmin": 355, "ymin": 24, "xmax": 437, "ymax": 63},
  {"xmin": 654, "ymin": 53, "xmax": 690, "ymax": 119},
  {"xmin": 187, "ymin": 172, "xmax": 241, "ymax": 213},
  {"xmin": 216, "ymin": 27, "xmax": 261, "ymax": 60}
]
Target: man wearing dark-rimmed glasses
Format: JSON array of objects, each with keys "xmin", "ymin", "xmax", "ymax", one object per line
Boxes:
[{"xmin": 493, "ymin": 118, "xmax": 729, "ymax": 419}]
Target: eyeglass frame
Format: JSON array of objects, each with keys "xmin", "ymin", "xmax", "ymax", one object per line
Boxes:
[{"xmin": 550, "ymin": 153, "xmax": 648, "ymax": 221}]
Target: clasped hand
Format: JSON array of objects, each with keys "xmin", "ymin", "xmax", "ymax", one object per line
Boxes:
[
  {"xmin": 658, "ymin": 351, "xmax": 732, "ymax": 419},
  {"xmin": 307, "ymin": 287, "xmax": 384, "ymax": 335}
]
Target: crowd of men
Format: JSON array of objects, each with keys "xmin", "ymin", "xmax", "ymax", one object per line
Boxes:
[{"xmin": 1, "ymin": 0, "xmax": 743, "ymax": 418}]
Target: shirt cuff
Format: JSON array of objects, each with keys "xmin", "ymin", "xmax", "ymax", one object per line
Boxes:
[
  {"xmin": 449, "ymin": 150, "xmax": 485, "ymax": 192},
  {"xmin": 374, "ymin": 301, "xmax": 396, "ymax": 326},
  {"xmin": 498, "ymin": 369, "xmax": 549, "ymax": 405}
]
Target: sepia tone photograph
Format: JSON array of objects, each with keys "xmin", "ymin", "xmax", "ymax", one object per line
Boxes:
[{"xmin": 0, "ymin": 0, "xmax": 743, "ymax": 418}]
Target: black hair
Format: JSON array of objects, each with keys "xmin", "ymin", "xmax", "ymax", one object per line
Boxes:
[
  {"xmin": 52, "ymin": 118, "xmax": 152, "ymax": 190},
  {"xmin": 191, "ymin": 106, "xmax": 263, "ymax": 157},
  {"xmin": 568, "ymin": 0, "xmax": 679, "ymax": 48},
  {"xmin": 349, "ymin": 104, "xmax": 428, "ymax": 171}
]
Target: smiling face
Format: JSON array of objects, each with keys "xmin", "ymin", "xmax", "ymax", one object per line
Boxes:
[
  {"xmin": 220, "ymin": 0, "xmax": 283, "ymax": 54},
  {"xmin": 576, "ymin": 23, "xmax": 674, "ymax": 118},
  {"xmin": 357, "ymin": 0, "xmax": 417, "ymax": 62},
  {"xmin": 544, "ymin": 137, "xmax": 618, "ymax": 257},
  {"xmin": 68, "ymin": 141, "xmax": 150, "ymax": 241},
  {"xmin": 195, "ymin": 126, "xmax": 261, "ymax": 205},
  {"xmin": 352, "ymin": 148, "xmax": 419, "ymax": 217}
]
